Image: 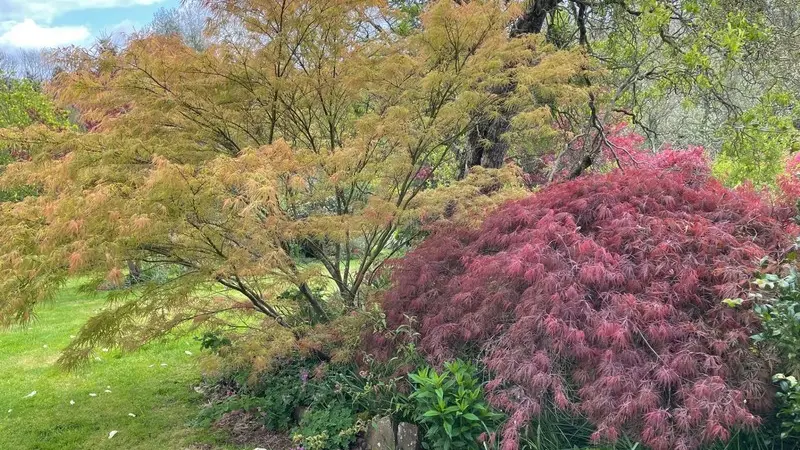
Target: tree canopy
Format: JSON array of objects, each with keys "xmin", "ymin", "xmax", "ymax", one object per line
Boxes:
[{"xmin": 0, "ymin": 0, "xmax": 595, "ymax": 366}]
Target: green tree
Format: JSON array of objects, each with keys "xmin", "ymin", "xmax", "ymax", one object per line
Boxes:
[
  {"xmin": 0, "ymin": 73, "xmax": 73, "ymax": 202},
  {"xmin": 0, "ymin": 75, "xmax": 70, "ymax": 129},
  {"xmin": 436, "ymin": 1, "xmax": 800, "ymax": 184}
]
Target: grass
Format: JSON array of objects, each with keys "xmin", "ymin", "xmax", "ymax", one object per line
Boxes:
[{"xmin": 0, "ymin": 282, "xmax": 239, "ymax": 450}]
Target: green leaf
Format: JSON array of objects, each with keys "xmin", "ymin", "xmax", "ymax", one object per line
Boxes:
[
  {"xmin": 722, "ymin": 298, "xmax": 743, "ymax": 308},
  {"xmin": 443, "ymin": 421, "xmax": 453, "ymax": 437}
]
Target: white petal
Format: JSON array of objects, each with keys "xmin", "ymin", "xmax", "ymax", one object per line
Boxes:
[
  {"xmin": 184, "ymin": 350, "xmax": 193, "ymax": 355},
  {"xmin": 160, "ymin": 363, "xmax": 167, "ymax": 367},
  {"xmin": 23, "ymin": 391, "xmax": 36, "ymax": 398},
  {"xmin": 7, "ymin": 409, "xmax": 11, "ymax": 413},
  {"xmin": 148, "ymin": 364, "xmax": 154, "ymax": 368},
  {"xmin": 89, "ymin": 393, "xmax": 97, "ymax": 397},
  {"xmin": 102, "ymin": 348, "xmax": 109, "ymax": 352},
  {"xmin": 70, "ymin": 335, "xmax": 76, "ymax": 338},
  {"xmin": 95, "ymin": 357, "xmax": 102, "ymax": 361},
  {"xmin": 70, "ymin": 400, "xmax": 75, "ymax": 405},
  {"xmin": 108, "ymin": 430, "xmax": 118, "ymax": 439},
  {"xmin": 104, "ymin": 390, "xmax": 112, "ymax": 393},
  {"xmin": 106, "ymin": 386, "xmax": 111, "ymax": 389},
  {"xmin": 42, "ymin": 344, "xmax": 48, "ymax": 348},
  {"xmin": 128, "ymin": 413, "xmax": 136, "ymax": 417}
]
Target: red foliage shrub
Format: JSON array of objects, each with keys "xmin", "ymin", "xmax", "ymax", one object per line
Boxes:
[{"xmin": 373, "ymin": 152, "xmax": 793, "ymax": 450}]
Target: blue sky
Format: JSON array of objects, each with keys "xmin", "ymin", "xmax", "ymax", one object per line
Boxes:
[{"xmin": 0, "ymin": 0, "xmax": 181, "ymax": 49}]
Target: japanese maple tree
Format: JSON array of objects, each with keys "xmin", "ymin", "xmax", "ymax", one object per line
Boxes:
[
  {"xmin": 376, "ymin": 150, "xmax": 793, "ymax": 449},
  {"xmin": 0, "ymin": 0, "xmax": 594, "ymax": 366}
]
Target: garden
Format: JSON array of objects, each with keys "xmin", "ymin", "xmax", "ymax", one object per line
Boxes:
[{"xmin": 3, "ymin": 1, "xmax": 800, "ymax": 449}]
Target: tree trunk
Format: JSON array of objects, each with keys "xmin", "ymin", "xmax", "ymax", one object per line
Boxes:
[
  {"xmin": 463, "ymin": 113, "xmax": 510, "ymax": 174},
  {"xmin": 127, "ymin": 260, "xmax": 142, "ymax": 284},
  {"xmin": 511, "ymin": 0, "xmax": 562, "ymax": 37},
  {"xmin": 461, "ymin": 0, "xmax": 562, "ymax": 176}
]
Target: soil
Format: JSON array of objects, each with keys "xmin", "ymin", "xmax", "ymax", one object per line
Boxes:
[{"xmin": 213, "ymin": 409, "xmax": 293, "ymax": 449}]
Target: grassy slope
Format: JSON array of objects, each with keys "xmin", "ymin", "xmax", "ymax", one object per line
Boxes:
[{"xmin": 0, "ymin": 283, "xmax": 236, "ymax": 450}]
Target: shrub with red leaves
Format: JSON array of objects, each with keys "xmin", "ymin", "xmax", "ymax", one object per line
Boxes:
[{"xmin": 373, "ymin": 151, "xmax": 793, "ymax": 450}]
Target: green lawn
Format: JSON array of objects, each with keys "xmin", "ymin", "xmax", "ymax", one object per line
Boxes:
[{"xmin": 0, "ymin": 283, "xmax": 236, "ymax": 450}]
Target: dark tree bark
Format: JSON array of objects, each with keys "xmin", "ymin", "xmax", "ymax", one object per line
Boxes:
[
  {"xmin": 127, "ymin": 260, "xmax": 142, "ymax": 284},
  {"xmin": 464, "ymin": 112, "xmax": 510, "ymax": 171},
  {"xmin": 461, "ymin": 0, "xmax": 563, "ymax": 177},
  {"xmin": 511, "ymin": 0, "xmax": 562, "ymax": 36}
]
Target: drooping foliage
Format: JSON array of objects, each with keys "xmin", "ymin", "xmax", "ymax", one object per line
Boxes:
[
  {"xmin": 0, "ymin": 75, "xmax": 73, "ymax": 202},
  {"xmin": 0, "ymin": 0, "xmax": 598, "ymax": 366},
  {"xmin": 374, "ymin": 152, "xmax": 793, "ymax": 449}
]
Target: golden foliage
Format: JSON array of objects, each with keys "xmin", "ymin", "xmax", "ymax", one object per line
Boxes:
[{"xmin": 0, "ymin": 0, "xmax": 595, "ymax": 365}]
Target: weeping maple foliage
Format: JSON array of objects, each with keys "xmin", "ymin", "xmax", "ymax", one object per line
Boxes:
[
  {"xmin": 0, "ymin": 0, "xmax": 600, "ymax": 365},
  {"xmin": 374, "ymin": 151, "xmax": 793, "ymax": 450}
]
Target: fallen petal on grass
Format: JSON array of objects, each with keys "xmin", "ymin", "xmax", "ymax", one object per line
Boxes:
[
  {"xmin": 89, "ymin": 393, "xmax": 97, "ymax": 397},
  {"xmin": 23, "ymin": 391, "xmax": 36, "ymax": 399},
  {"xmin": 128, "ymin": 413, "xmax": 136, "ymax": 417},
  {"xmin": 108, "ymin": 430, "xmax": 118, "ymax": 439},
  {"xmin": 184, "ymin": 350, "xmax": 193, "ymax": 356},
  {"xmin": 70, "ymin": 400, "xmax": 75, "ymax": 405},
  {"xmin": 104, "ymin": 390, "xmax": 112, "ymax": 393}
]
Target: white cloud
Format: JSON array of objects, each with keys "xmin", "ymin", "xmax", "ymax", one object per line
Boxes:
[
  {"xmin": 2, "ymin": 0, "xmax": 165, "ymax": 23},
  {"xmin": 0, "ymin": 19, "xmax": 91, "ymax": 49},
  {"xmin": 107, "ymin": 19, "xmax": 141, "ymax": 35}
]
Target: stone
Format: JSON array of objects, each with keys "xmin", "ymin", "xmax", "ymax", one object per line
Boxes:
[
  {"xmin": 395, "ymin": 422, "xmax": 419, "ymax": 450},
  {"xmin": 365, "ymin": 416, "xmax": 396, "ymax": 450}
]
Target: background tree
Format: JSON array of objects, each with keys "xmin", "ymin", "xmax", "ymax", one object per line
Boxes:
[
  {"xmin": 419, "ymin": 1, "xmax": 800, "ymax": 185},
  {"xmin": 148, "ymin": 2, "xmax": 211, "ymax": 51},
  {"xmin": 0, "ymin": 48, "xmax": 55, "ymax": 83},
  {"xmin": 0, "ymin": 73, "xmax": 73, "ymax": 202}
]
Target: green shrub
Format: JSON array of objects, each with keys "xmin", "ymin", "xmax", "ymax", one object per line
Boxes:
[
  {"xmin": 753, "ymin": 270, "xmax": 800, "ymax": 373},
  {"xmin": 750, "ymin": 245, "xmax": 800, "ymax": 443},
  {"xmin": 409, "ymin": 360, "xmax": 503, "ymax": 449},
  {"xmin": 774, "ymin": 374, "xmax": 800, "ymax": 439}
]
